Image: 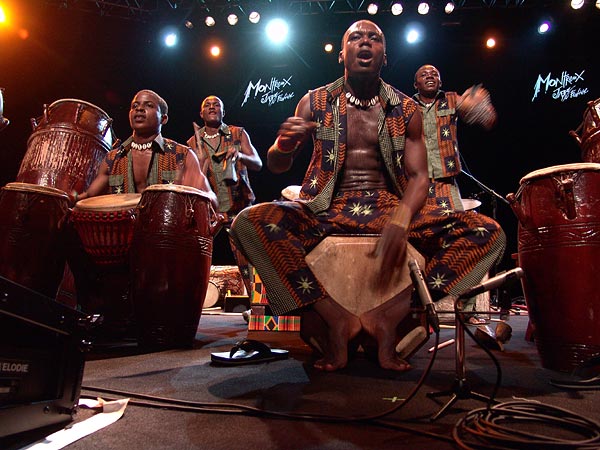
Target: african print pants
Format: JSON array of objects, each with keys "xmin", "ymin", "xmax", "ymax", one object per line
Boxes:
[{"xmin": 230, "ymin": 189, "xmax": 506, "ymax": 316}]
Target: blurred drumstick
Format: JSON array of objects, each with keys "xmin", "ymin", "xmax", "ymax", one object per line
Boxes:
[{"xmin": 429, "ymin": 339, "xmax": 455, "ymax": 353}]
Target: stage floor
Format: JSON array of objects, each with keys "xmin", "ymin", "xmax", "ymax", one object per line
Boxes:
[{"xmin": 3, "ymin": 310, "xmax": 600, "ymax": 450}]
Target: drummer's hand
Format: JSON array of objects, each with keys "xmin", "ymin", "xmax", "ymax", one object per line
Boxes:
[
  {"xmin": 372, "ymin": 224, "xmax": 409, "ymax": 292},
  {"xmin": 276, "ymin": 117, "xmax": 317, "ymax": 151}
]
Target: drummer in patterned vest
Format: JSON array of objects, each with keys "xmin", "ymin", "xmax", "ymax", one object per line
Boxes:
[
  {"xmin": 187, "ymin": 95, "xmax": 263, "ymax": 292},
  {"xmin": 412, "ymin": 64, "xmax": 497, "ymax": 211},
  {"xmin": 76, "ymin": 89, "xmax": 217, "ymax": 208},
  {"xmin": 230, "ymin": 20, "xmax": 506, "ymax": 372}
]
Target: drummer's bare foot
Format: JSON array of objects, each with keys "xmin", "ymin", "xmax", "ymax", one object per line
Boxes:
[
  {"xmin": 312, "ymin": 297, "xmax": 362, "ymax": 372},
  {"xmin": 360, "ymin": 288, "xmax": 412, "ymax": 372}
]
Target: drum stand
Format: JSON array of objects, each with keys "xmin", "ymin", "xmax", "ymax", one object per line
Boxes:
[{"xmin": 426, "ymin": 268, "xmax": 525, "ymax": 421}]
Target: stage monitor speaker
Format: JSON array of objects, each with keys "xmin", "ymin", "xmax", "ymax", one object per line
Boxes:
[{"xmin": 0, "ymin": 275, "xmax": 92, "ymax": 438}]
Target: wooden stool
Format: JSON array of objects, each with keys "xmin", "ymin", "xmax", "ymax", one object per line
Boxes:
[{"xmin": 303, "ymin": 235, "xmax": 429, "ymax": 359}]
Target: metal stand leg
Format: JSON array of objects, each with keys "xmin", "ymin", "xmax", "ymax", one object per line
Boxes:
[{"xmin": 426, "ymin": 313, "xmax": 495, "ymax": 421}]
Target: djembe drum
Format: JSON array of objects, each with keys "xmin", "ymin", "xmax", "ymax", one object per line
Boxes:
[
  {"xmin": 204, "ymin": 265, "xmax": 247, "ymax": 308},
  {"xmin": 570, "ymin": 98, "xmax": 600, "ymax": 163},
  {"xmin": 18, "ymin": 99, "xmax": 115, "ymax": 194},
  {"xmin": 130, "ymin": 184, "xmax": 218, "ymax": 349},
  {"xmin": 68, "ymin": 193, "xmax": 141, "ymax": 337},
  {"xmin": 0, "ymin": 182, "xmax": 69, "ymax": 298},
  {"xmin": 508, "ymin": 163, "xmax": 600, "ymax": 372}
]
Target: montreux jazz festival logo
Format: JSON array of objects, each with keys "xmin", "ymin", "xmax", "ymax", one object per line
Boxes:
[
  {"xmin": 241, "ymin": 76, "xmax": 295, "ymax": 107},
  {"xmin": 531, "ymin": 69, "xmax": 588, "ymax": 102}
]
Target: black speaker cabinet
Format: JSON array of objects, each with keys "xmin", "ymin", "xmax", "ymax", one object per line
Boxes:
[{"xmin": 0, "ymin": 276, "xmax": 91, "ymax": 438}]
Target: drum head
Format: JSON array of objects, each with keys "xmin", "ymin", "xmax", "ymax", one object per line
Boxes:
[
  {"xmin": 461, "ymin": 198, "xmax": 482, "ymax": 211},
  {"xmin": 3, "ymin": 182, "xmax": 69, "ymax": 198},
  {"xmin": 520, "ymin": 162, "xmax": 600, "ymax": 185},
  {"xmin": 203, "ymin": 281, "xmax": 221, "ymax": 308},
  {"xmin": 281, "ymin": 185, "xmax": 302, "ymax": 201},
  {"xmin": 48, "ymin": 98, "xmax": 111, "ymax": 120},
  {"xmin": 143, "ymin": 183, "xmax": 209, "ymax": 198},
  {"xmin": 74, "ymin": 193, "xmax": 141, "ymax": 211}
]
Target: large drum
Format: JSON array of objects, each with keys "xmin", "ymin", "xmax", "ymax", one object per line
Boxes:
[
  {"xmin": 0, "ymin": 182, "xmax": 69, "ymax": 297},
  {"xmin": 18, "ymin": 99, "xmax": 115, "ymax": 194},
  {"xmin": 508, "ymin": 163, "xmax": 600, "ymax": 372},
  {"xmin": 570, "ymin": 98, "xmax": 600, "ymax": 163},
  {"xmin": 67, "ymin": 194, "xmax": 141, "ymax": 338},
  {"xmin": 71, "ymin": 194, "xmax": 141, "ymax": 266},
  {"xmin": 204, "ymin": 265, "xmax": 247, "ymax": 308},
  {"xmin": 130, "ymin": 184, "xmax": 217, "ymax": 349}
]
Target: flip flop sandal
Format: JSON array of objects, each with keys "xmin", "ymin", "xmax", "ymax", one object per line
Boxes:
[{"xmin": 211, "ymin": 339, "xmax": 289, "ymax": 366}]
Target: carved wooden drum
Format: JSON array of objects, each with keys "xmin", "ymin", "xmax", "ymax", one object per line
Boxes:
[
  {"xmin": 0, "ymin": 182, "xmax": 69, "ymax": 297},
  {"xmin": 18, "ymin": 99, "xmax": 115, "ymax": 195},
  {"xmin": 570, "ymin": 98, "xmax": 600, "ymax": 163},
  {"xmin": 131, "ymin": 184, "xmax": 216, "ymax": 349},
  {"xmin": 509, "ymin": 163, "xmax": 600, "ymax": 372}
]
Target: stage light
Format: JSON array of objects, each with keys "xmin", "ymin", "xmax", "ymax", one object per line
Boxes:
[
  {"xmin": 205, "ymin": 16, "xmax": 216, "ymax": 27},
  {"xmin": 210, "ymin": 45, "xmax": 221, "ymax": 57},
  {"xmin": 185, "ymin": 20, "xmax": 193, "ymax": 29},
  {"xmin": 0, "ymin": 5, "xmax": 6, "ymax": 24},
  {"xmin": 486, "ymin": 37, "xmax": 496, "ymax": 48},
  {"xmin": 265, "ymin": 18, "xmax": 289, "ymax": 44},
  {"xmin": 227, "ymin": 13, "xmax": 238, "ymax": 26},
  {"xmin": 164, "ymin": 32, "xmax": 177, "ymax": 47},
  {"xmin": 406, "ymin": 29, "xmax": 420, "ymax": 44},
  {"xmin": 444, "ymin": 1, "xmax": 455, "ymax": 13},
  {"xmin": 391, "ymin": 2, "xmax": 403, "ymax": 15},
  {"xmin": 538, "ymin": 21, "xmax": 551, "ymax": 34},
  {"xmin": 570, "ymin": 0, "xmax": 584, "ymax": 9},
  {"xmin": 324, "ymin": 43, "xmax": 334, "ymax": 52},
  {"xmin": 248, "ymin": 11, "xmax": 260, "ymax": 23},
  {"xmin": 367, "ymin": 3, "xmax": 379, "ymax": 14},
  {"xmin": 417, "ymin": 2, "xmax": 430, "ymax": 15}
]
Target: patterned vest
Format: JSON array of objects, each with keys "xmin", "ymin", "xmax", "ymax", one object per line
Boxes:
[
  {"xmin": 105, "ymin": 136, "xmax": 188, "ymax": 194},
  {"xmin": 414, "ymin": 91, "xmax": 461, "ymax": 179},
  {"xmin": 301, "ymin": 76, "xmax": 417, "ymax": 213},
  {"xmin": 189, "ymin": 123, "xmax": 256, "ymax": 215}
]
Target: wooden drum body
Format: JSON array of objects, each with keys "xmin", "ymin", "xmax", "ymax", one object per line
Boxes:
[
  {"xmin": 509, "ymin": 163, "xmax": 600, "ymax": 372},
  {"xmin": 571, "ymin": 98, "xmax": 600, "ymax": 163},
  {"xmin": 67, "ymin": 193, "xmax": 141, "ymax": 337},
  {"xmin": 0, "ymin": 182, "xmax": 69, "ymax": 297},
  {"xmin": 131, "ymin": 185, "xmax": 215, "ymax": 349},
  {"xmin": 18, "ymin": 99, "xmax": 115, "ymax": 194}
]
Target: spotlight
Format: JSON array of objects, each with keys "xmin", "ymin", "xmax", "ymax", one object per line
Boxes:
[
  {"xmin": 391, "ymin": 2, "xmax": 403, "ymax": 15},
  {"xmin": 205, "ymin": 16, "xmax": 216, "ymax": 27},
  {"xmin": 227, "ymin": 13, "xmax": 238, "ymax": 26},
  {"xmin": 249, "ymin": 11, "xmax": 261, "ymax": 23},
  {"xmin": 444, "ymin": 1, "xmax": 455, "ymax": 13},
  {"xmin": 185, "ymin": 20, "xmax": 193, "ymax": 29},
  {"xmin": 537, "ymin": 21, "xmax": 551, "ymax": 34},
  {"xmin": 486, "ymin": 37, "xmax": 496, "ymax": 48},
  {"xmin": 265, "ymin": 18, "xmax": 289, "ymax": 44},
  {"xmin": 367, "ymin": 3, "xmax": 379, "ymax": 14},
  {"xmin": 324, "ymin": 43, "xmax": 334, "ymax": 52},
  {"xmin": 164, "ymin": 32, "xmax": 177, "ymax": 47},
  {"xmin": 210, "ymin": 45, "xmax": 221, "ymax": 57},
  {"xmin": 417, "ymin": 2, "xmax": 430, "ymax": 14},
  {"xmin": 570, "ymin": 0, "xmax": 584, "ymax": 8}
]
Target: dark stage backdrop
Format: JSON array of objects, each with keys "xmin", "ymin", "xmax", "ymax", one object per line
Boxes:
[{"xmin": 0, "ymin": 1, "xmax": 598, "ymax": 266}]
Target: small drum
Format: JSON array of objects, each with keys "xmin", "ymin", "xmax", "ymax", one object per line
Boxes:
[
  {"xmin": 131, "ymin": 184, "xmax": 216, "ymax": 349},
  {"xmin": 71, "ymin": 193, "xmax": 141, "ymax": 266},
  {"xmin": 508, "ymin": 163, "xmax": 600, "ymax": 372},
  {"xmin": 570, "ymin": 98, "xmax": 600, "ymax": 163},
  {"xmin": 18, "ymin": 99, "xmax": 116, "ymax": 194},
  {"xmin": 0, "ymin": 182, "xmax": 69, "ymax": 297},
  {"xmin": 204, "ymin": 265, "xmax": 247, "ymax": 308}
]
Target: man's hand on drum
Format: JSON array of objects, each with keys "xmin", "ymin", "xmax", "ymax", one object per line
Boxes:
[{"xmin": 372, "ymin": 204, "xmax": 411, "ymax": 291}]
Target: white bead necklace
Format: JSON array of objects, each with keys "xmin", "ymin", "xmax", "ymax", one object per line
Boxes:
[
  {"xmin": 204, "ymin": 131, "xmax": 220, "ymax": 139},
  {"xmin": 131, "ymin": 141, "xmax": 152, "ymax": 151},
  {"xmin": 345, "ymin": 91, "xmax": 379, "ymax": 109}
]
